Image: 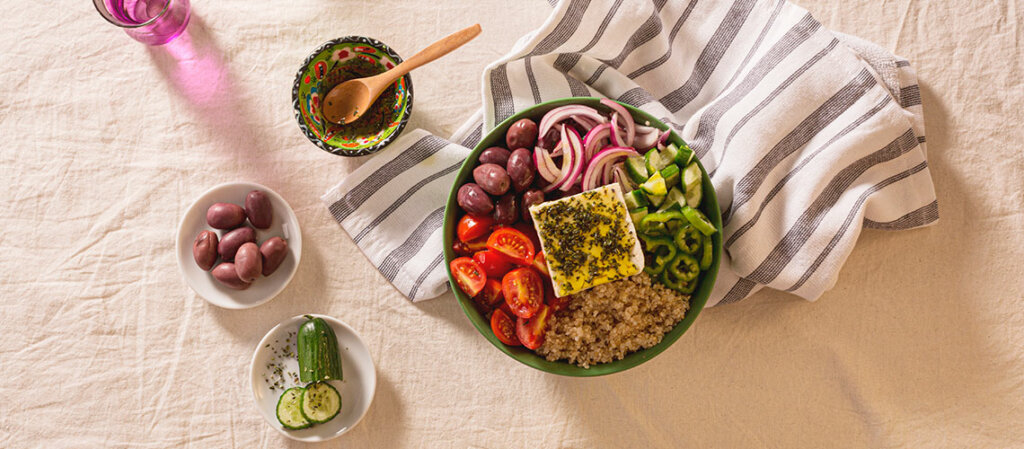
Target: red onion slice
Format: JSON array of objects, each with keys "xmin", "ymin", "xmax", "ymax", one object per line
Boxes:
[
  {"xmin": 558, "ymin": 127, "xmax": 586, "ymax": 192},
  {"xmin": 601, "ymin": 98, "xmax": 635, "ymax": 148},
  {"xmin": 538, "ymin": 105, "xmax": 608, "ymax": 148},
  {"xmin": 583, "ymin": 123, "xmax": 611, "ymax": 160},
  {"xmin": 582, "ymin": 146, "xmax": 639, "ymax": 191}
]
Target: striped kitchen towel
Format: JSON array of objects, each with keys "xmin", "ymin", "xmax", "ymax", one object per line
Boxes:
[{"xmin": 322, "ymin": 0, "xmax": 937, "ymax": 306}]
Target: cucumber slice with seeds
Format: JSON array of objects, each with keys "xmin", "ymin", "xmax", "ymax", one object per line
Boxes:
[
  {"xmin": 300, "ymin": 382, "xmax": 342, "ymax": 424},
  {"xmin": 277, "ymin": 387, "xmax": 312, "ymax": 430},
  {"xmin": 673, "ymin": 144, "xmax": 694, "ymax": 165},
  {"xmin": 685, "ymin": 181, "xmax": 702, "ymax": 208},
  {"xmin": 644, "ymin": 148, "xmax": 670, "ymax": 175},
  {"xmin": 682, "ymin": 162, "xmax": 702, "ymax": 192},
  {"xmin": 629, "ymin": 207, "xmax": 649, "ymax": 228},
  {"xmin": 657, "ymin": 187, "xmax": 685, "ymax": 213},
  {"xmin": 640, "ymin": 171, "xmax": 667, "ymax": 196},
  {"xmin": 624, "ymin": 190, "xmax": 649, "ymax": 209},
  {"xmin": 624, "ymin": 155, "xmax": 649, "ymax": 184},
  {"xmin": 647, "ymin": 193, "xmax": 666, "ymax": 207},
  {"xmin": 660, "ymin": 164, "xmax": 681, "ymax": 189}
]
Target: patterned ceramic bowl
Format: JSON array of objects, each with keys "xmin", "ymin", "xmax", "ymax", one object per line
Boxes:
[{"xmin": 292, "ymin": 36, "xmax": 414, "ymax": 157}]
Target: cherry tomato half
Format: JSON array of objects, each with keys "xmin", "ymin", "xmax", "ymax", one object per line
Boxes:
[
  {"xmin": 487, "ymin": 228, "xmax": 536, "ymax": 266},
  {"xmin": 473, "ymin": 250, "xmax": 513, "ymax": 279},
  {"xmin": 490, "ymin": 309, "xmax": 521, "ymax": 346},
  {"xmin": 474, "ymin": 279, "xmax": 504, "ymax": 310},
  {"xmin": 452, "ymin": 237, "xmax": 488, "ymax": 257},
  {"xmin": 457, "ymin": 214, "xmax": 495, "ymax": 243},
  {"xmin": 516, "ymin": 304, "xmax": 550, "ymax": 350},
  {"xmin": 512, "ymin": 222, "xmax": 542, "ymax": 251},
  {"xmin": 450, "ymin": 257, "xmax": 486, "ymax": 297},
  {"xmin": 532, "ymin": 251, "xmax": 550, "ymax": 277},
  {"xmin": 502, "ymin": 267, "xmax": 543, "ymax": 319}
]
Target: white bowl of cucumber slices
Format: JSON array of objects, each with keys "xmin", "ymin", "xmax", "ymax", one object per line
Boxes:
[{"xmin": 249, "ymin": 314, "xmax": 376, "ymax": 442}]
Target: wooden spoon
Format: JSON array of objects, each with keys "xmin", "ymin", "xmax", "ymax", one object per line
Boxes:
[{"xmin": 322, "ymin": 24, "xmax": 482, "ymax": 125}]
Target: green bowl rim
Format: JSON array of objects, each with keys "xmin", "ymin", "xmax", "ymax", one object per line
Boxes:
[
  {"xmin": 291, "ymin": 36, "xmax": 414, "ymax": 158},
  {"xmin": 443, "ymin": 97, "xmax": 723, "ymax": 377}
]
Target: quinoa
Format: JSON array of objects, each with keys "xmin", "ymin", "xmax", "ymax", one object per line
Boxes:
[{"xmin": 536, "ymin": 273, "xmax": 689, "ymax": 368}]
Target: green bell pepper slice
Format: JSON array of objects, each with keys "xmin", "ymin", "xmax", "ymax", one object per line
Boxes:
[
  {"xmin": 667, "ymin": 252, "xmax": 700, "ymax": 282},
  {"xmin": 700, "ymin": 234, "xmax": 713, "ymax": 270},
  {"xmin": 641, "ymin": 235, "xmax": 676, "ymax": 275},
  {"xmin": 673, "ymin": 225, "xmax": 703, "ymax": 254},
  {"xmin": 660, "ymin": 270, "xmax": 698, "ymax": 294},
  {"xmin": 680, "ymin": 206, "xmax": 716, "ymax": 236},
  {"xmin": 639, "ymin": 210, "xmax": 685, "ymax": 237}
]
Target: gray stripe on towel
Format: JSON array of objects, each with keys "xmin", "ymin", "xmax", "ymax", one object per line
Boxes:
[
  {"xmin": 863, "ymin": 199, "xmax": 938, "ymax": 231},
  {"xmin": 788, "ymin": 162, "xmax": 931, "ymax": 291},
  {"xmin": 723, "ymin": 69, "xmax": 877, "ymax": 222},
  {"xmin": 378, "ymin": 206, "xmax": 446, "ymax": 281},
  {"xmin": 328, "ymin": 135, "xmax": 449, "ymax": 223},
  {"xmin": 659, "ymin": 0, "xmax": 759, "ymax": 112},
  {"xmin": 352, "ymin": 160, "xmax": 464, "ymax": 244},
  {"xmin": 725, "ymin": 96, "xmax": 893, "ymax": 248},
  {"xmin": 741, "ymin": 129, "xmax": 919, "ymax": 285},
  {"xmin": 708, "ymin": 38, "xmax": 840, "ymax": 173}
]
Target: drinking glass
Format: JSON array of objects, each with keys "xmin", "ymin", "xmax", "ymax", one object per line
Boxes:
[{"xmin": 93, "ymin": 0, "xmax": 191, "ymax": 46}]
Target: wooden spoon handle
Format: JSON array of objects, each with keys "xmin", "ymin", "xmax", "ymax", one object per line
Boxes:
[{"xmin": 385, "ymin": 24, "xmax": 481, "ymax": 81}]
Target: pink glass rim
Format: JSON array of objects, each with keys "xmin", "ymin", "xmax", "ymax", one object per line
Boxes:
[{"xmin": 92, "ymin": 0, "xmax": 171, "ymax": 29}]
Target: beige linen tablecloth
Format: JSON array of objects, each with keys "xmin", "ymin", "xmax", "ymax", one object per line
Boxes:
[{"xmin": 1, "ymin": 0, "xmax": 1022, "ymax": 447}]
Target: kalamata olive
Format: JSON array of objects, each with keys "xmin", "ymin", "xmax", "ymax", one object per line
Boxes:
[
  {"xmin": 506, "ymin": 118, "xmax": 539, "ymax": 150},
  {"xmin": 192, "ymin": 231, "xmax": 219, "ymax": 271},
  {"xmin": 506, "ymin": 148, "xmax": 536, "ymax": 192},
  {"xmin": 540, "ymin": 127, "xmax": 560, "ymax": 149},
  {"xmin": 473, "ymin": 163, "xmax": 511, "ymax": 196},
  {"xmin": 493, "ymin": 193, "xmax": 519, "ymax": 225},
  {"xmin": 521, "ymin": 189, "xmax": 545, "ymax": 223},
  {"xmin": 234, "ymin": 242, "xmax": 262, "ymax": 283},
  {"xmin": 206, "ymin": 203, "xmax": 245, "ymax": 230},
  {"xmin": 478, "ymin": 147, "xmax": 511, "ymax": 166},
  {"xmin": 457, "ymin": 183, "xmax": 494, "ymax": 215},
  {"xmin": 212, "ymin": 262, "xmax": 251, "ymax": 290},
  {"xmin": 260, "ymin": 237, "xmax": 288, "ymax": 276},
  {"xmin": 244, "ymin": 190, "xmax": 273, "ymax": 229},
  {"xmin": 218, "ymin": 226, "xmax": 255, "ymax": 261}
]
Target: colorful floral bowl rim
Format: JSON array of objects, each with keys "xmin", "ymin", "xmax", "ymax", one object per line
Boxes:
[
  {"xmin": 442, "ymin": 97, "xmax": 723, "ymax": 377},
  {"xmin": 291, "ymin": 36, "xmax": 414, "ymax": 157}
]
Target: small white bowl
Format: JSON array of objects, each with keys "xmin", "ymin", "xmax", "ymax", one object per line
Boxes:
[
  {"xmin": 249, "ymin": 314, "xmax": 376, "ymax": 442},
  {"xmin": 176, "ymin": 182, "xmax": 302, "ymax": 309}
]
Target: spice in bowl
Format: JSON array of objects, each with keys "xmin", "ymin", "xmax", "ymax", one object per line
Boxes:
[
  {"xmin": 292, "ymin": 36, "xmax": 413, "ymax": 157},
  {"xmin": 320, "ymin": 57, "xmax": 398, "ymax": 140}
]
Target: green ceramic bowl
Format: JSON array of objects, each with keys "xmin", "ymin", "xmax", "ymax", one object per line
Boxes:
[
  {"xmin": 443, "ymin": 97, "xmax": 723, "ymax": 376},
  {"xmin": 292, "ymin": 36, "xmax": 414, "ymax": 157}
]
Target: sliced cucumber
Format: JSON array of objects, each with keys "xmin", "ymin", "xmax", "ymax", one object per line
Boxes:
[
  {"xmin": 300, "ymin": 382, "xmax": 342, "ymax": 424},
  {"xmin": 624, "ymin": 155, "xmax": 649, "ymax": 184},
  {"xmin": 647, "ymin": 193, "xmax": 666, "ymax": 207},
  {"xmin": 660, "ymin": 164, "xmax": 681, "ymax": 189},
  {"xmin": 661, "ymin": 143, "xmax": 681, "ymax": 163},
  {"xmin": 640, "ymin": 171, "xmax": 667, "ymax": 196},
  {"xmin": 657, "ymin": 187, "xmax": 685, "ymax": 213},
  {"xmin": 682, "ymin": 162, "xmax": 702, "ymax": 192},
  {"xmin": 298, "ymin": 316, "xmax": 344, "ymax": 383},
  {"xmin": 684, "ymin": 181, "xmax": 702, "ymax": 208},
  {"xmin": 277, "ymin": 387, "xmax": 312, "ymax": 430},
  {"xmin": 644, "ymin": 148, "xmax": 670, "ymax": 175},
  {"xmin": 673, "ymin": 144, "xmax": 695, "ymax": 165},
  {"xmin": 624, "ymin": 190, "xmax": 649, "ymax": 209},
  {"xmin": 629, "ymin": 207, "xmax": 649, "ymax": 228}
]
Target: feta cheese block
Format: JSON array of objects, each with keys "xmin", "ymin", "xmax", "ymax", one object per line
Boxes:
[{"xmin": 529, "ymin": 184, "xmax": 645, "ymax": 297}]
